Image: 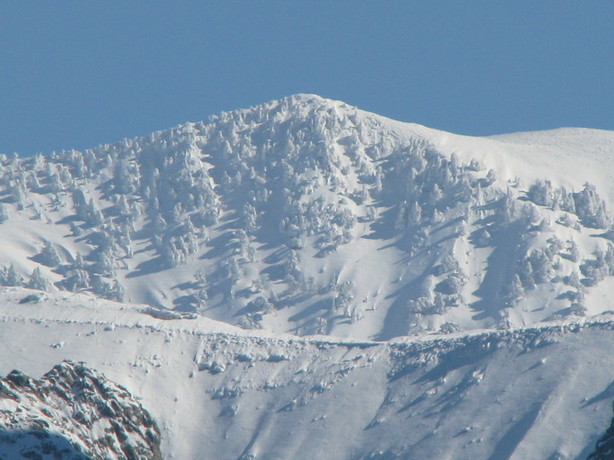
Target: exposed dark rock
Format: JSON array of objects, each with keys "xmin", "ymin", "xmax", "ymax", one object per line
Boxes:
[
  {"xmin": 0, "ymin": 361, "xmax": 162, "ymax": 460},
  {"xmin": 588, "ymin": 401, "xmax": 614, "ymax": 460}
]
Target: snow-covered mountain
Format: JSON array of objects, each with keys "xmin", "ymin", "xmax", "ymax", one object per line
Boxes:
[
  {"xmin": 0, "ymin": 359, "xmax": 161, "ymax": 459},
  {"xmin": 0, "ymin": 287, "xmax": 612, "ymax": 459},
  {"xmin": 1, "ymin": 95, "xmax": 614, "ymax": 459},
  {"xmin": 1, "ymin": 94, "xmax": 613, "ymax": 339}
]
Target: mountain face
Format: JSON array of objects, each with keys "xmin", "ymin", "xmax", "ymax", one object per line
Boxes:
[
  {"xmin": 1, "ymin": 94, "xmax": 613, "ymax": 340},
  {"xmin": 0, "ymin": 360, "xmax": 161, "ymax": 460}
]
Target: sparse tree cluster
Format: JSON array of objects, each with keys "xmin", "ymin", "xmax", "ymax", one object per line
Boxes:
[{"xmin": 528, "ymin": 180, "xmax": 610, "ymax": 229}]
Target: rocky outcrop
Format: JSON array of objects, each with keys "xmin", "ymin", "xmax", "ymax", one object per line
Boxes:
[
  {"xmin": 589, "ymin": 402, "xmax": 614, "ymax": 460},
  {"xmin": 0, "ymin": 361, "xmax": 161, "ymax": 460}
]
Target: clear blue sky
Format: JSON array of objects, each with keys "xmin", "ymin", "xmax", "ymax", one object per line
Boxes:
[{"xmin": 1, "ymin": 2, "xmax": 613, "ymax": 156}]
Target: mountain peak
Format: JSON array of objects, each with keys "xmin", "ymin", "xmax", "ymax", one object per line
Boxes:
[{"xmin": 282, "ymin": 93, "xmax": 331, "ymax": 104}]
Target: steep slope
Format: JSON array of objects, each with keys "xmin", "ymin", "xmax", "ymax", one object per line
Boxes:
[
  {"xmin": 0, "ymin": 94, "xmax": 613, "ymax": 339},
  {"xmin": 0, "ymin": 359, "xmax": 161, "ymax": 460},
  {"xmin": 0, "ymin": 287, "xmax": 613, "ymax": 460}
]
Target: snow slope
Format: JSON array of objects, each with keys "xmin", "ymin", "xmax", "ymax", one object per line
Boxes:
[
  {"xmin": 0, "ymin": 94, "xmax": 613, "ymax": 340},
  {"xmin": 0, "ymin": 287, "xmax": 612, "ymax": 459}
]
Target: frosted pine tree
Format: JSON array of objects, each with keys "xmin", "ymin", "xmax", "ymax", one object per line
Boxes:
[
  {"xmin": 2, "ymin": 264, "xmax": 23, "ymax": 287},
  {"xmin": 38, "ymin": 241, "xmax": 62, "ymax": 267},
  {"xmin": 0, "ymin": 204, "xmax": 8, "ymax": 223},
  {"xmin": 573, "ymin": 183, "xmax": 610, "ymax": 228},
  {"xmin": 27, "ymin": 267, "xmax": 52, "ymax": 291}
]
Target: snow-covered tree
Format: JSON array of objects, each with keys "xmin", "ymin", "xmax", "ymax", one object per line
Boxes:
[
  {"xmin": 0, "ymin": 204, "xmax": 8, "ymax": 223},
  {"xmin": 528, "ymin": 180, "xmax": 554, "ymax": 207},
  {"xmin": 27, "ymin": 266, "xmax": 52, "ymax": 291},
  {"xmin": 333, "ymin": 281, "xmax": 354, "ymax": 314},
  {"xmin": 527, "ymin": 249, "xmax": 553, "ymax": 284},
  {"xmin": 556, "ymin": 213, "xmax": 578, "ymax": 229},
  {"xmin": 482, "ymin": 169, "xmax": 496, "ymax": 187},
  {"xmin": 114, "ymin": 159, "xmax": 139, "ymax": 194},
  {"xmin": 66, "ymin": 268, "xmax": 91, "ymax": 291},
  {"xmin": 500, "ymin": 273, "xmax": 524, "ymax": 307},
  {"xmin": 11, "ymin": 182, "xmax": 27, "ymax": 209},
  {"xmin": 2, "ymin": 264, "xmax": 23, "ymax": 286},
  {"xmin": 436, "ymin": 274, "xmax": 464, "ymax": 296},
  {"xmin": 573, "ymin": 183, "xmax": 610, "ymax": 228},
  {"xmin": 38, "ymin": 241, "xmax": 62, "ymax": 267},
  {"xmin": 567, "ymin": 240, "xmax": 579, "ymax": 263},
  {"xmin": 565, "ymin": 271, "xmax": 583, "ymax": 290}
]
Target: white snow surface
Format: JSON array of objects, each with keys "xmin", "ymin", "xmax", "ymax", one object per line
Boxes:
[{"xmin": 0, "ymin": 287, "xmax": 613, "ymax": 459}]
